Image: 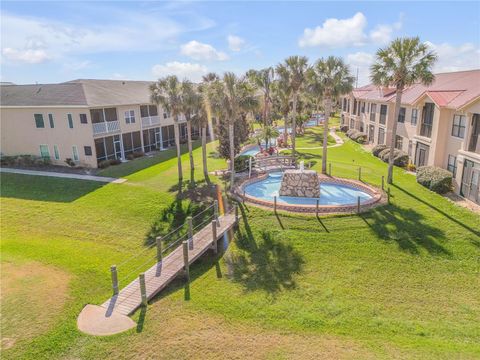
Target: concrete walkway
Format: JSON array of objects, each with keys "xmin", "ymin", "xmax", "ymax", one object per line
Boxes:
[
  {"xmin": 0, "ymin": 167, "xmax": 126, "ymax": 183},
  {"xmin": 279, "ymin": 129, "xmax": 344, "ymax": 152}
]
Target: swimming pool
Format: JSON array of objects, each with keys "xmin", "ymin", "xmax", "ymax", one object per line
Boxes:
[{"xmin": 243, "ymin": 172, "xmax": 373, "ymax": 206}]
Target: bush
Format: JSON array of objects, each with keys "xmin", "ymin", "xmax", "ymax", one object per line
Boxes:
[
  {"xmin": 234, "ymin": 155, "xmax": 252, "ymax": 172},
  {"xmin": 372, "ymin": 145, "xmax": 387, "ymax": 157},
  {"xmin": 407, "ymin": 162, "xmax": 416, "ymax": 172},
  {"xmin": 346, "ymin": 129, "xmax": 356, "ymax": 137},
  {"xmin": 98, "ymin": 158, "xmax": 122, "ymax": 169},
  {"xmin": 351, "ymin": 132, "xmax": 367, "ymax": 143},
  {"xmin": 133, "ymin": 151, "xmax": 144, "ymax": 158},
  {"xmin": 416, "ymin": 166, "xmax": 452, "ymax": 194},
  {"xmin": 393, "ymin": 150, "xmax": 409, "ymax": 167},
  {"xmin": 65, "ymin": 158, "xmax": 76, "ymax": 167},
  {"xmin": 378, "ymin": 148, "xmax": 391, "ymax": 162},
  {"xmin": 126, "ymin": 154, "xmax": 135, "ymax": 160},
  {"xmin": 0, "ymin": 155, "xmax": 16, "ymax": 166},
  {"xmin": 340, "ymin": 125, "xmax": 348, "ymax": 133}
]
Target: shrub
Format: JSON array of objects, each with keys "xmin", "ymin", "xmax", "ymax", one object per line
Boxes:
[
  {"xmin": 65, "ymin": 158, "xmax": 76, "ymax": 167},
  {"xmin": 126, "ymin": 154, "xmax": 135, "ymax": 160},
  {"xmin": 0, "ymin": 155, "xmax": 16, "ymax": 166},
  {"xmin": 340, "ymin": 125, "xmax": 348, "ymax": 133},
  {"xmin": 393, "ymin": 150, "xmax": 409, "ymax": 167},
  {"xmin": 346, "ymin": 129, "xmax": 356, "ymax": 137},
  {"xmin": 416, "ymin": 166, "xmax": 452, "ymax": 194},
  {"xmin": 98, "ymin": 160, "xmax": 111, "ymax": 169},
  {"xmin": 407, "ymin": 162, "xmax": 416, "ymax": 172},
  {"xmin": 351, "ymin": 132, "xmax": 367, "ymax": 143},
  {"xmin": 109, "ymin": 159, "xmax": 122, "ymax": 166},
  {"xmin": 234, "ymin": 155, "xmax": 252, "ymax": 172},
  {"xmin": 372, "ymin": 144, "xmax": 387, "ymax": 157},
  {"xmin": 133, "ymin": 151, "xmax": 144, "ymax": 158},
  {"xmin": 378, "ymin": 148, "xmax": 391, "ymax": 162}
]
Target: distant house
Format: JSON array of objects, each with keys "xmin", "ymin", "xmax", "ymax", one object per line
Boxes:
[
  {"xmin": 340, "ymin": 69, "xmax": 480, "ymax": 204},
  {"xmin": 0, "ymin": 79, "xmax": 198, "ymax": 168}
]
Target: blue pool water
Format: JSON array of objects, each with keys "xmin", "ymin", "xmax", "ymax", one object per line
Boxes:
[
  {"xmin": 244, "ymin": 172, "xmax": 372, "ymax": 205},
  {"xmin": 241, "ymin": 146, "xmax": 261, "ymax": 156}
]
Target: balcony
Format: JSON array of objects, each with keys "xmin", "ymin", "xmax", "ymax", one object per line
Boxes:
[
  {"xmin": 141, "ymin": 116, "xmax": 161, "ymax": 128},
  {"xmin": 92, "ymin": 120, "xmax": 120, "ymax": 136},
  {"xmin": 420, "ymin": 123, "xmax": 432, "ymax": 138}
]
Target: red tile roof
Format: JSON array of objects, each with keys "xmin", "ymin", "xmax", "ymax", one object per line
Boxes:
[{"xmin": 351, "ymin": 69, "xmax": 480, "ymax": 109}]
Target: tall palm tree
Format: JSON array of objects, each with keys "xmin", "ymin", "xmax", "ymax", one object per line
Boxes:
[
  {"xmin": 209, "ymin": 72, "xmax": 258, "ymax": 188},
  {"xmin": 150, "ymin": 75, "xmax": 183, "ymax": 184},
  {"xmin": 196, "ymin": 80, "xmax": 214, "ymax": 181},
  {"xmin": 371, "ymin": 37, "xmax": 437, "ymax": 184},
  {"xmin": 309, "ymin": 56, "xmax": 355, "ymax": 174},
  {"xmin": 271, "ymin": 79, "xmax": 291, "ymax": 144},
  {"xmin": 179, "ymin": 79, "xmax": 199, "ymax": 186},
  {"xmin": 276, "ymin": 56, "xmax": 309, "ymax": 156},
  {"xmin": 247, "ymin": 67, "xmax": 275, "ymax": 127}
]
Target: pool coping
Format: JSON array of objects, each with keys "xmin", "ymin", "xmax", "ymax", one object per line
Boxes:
[{"xmin": 234, "ymin": 171, "xmax": 386, "ymax": 214}]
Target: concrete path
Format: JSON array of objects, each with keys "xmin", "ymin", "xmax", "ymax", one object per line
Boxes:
[
  {"xmin": 279, "ymin": 129, "xmax": 344, "ymax": 152},
  {"xmin": 0, "ymin": 167, "xmax": 126, "ymax": 183}
]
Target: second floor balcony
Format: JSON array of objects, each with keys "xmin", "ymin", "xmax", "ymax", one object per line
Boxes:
[
  {"xmin": 141, "ymin": 115, "xmax": 161, "ymax": 128},
  {"xmin": 92, "ymin": 120, "xmax": 120, "ymax": 136}
]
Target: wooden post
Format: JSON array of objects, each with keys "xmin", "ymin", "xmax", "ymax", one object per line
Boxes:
[
  {"xmin": 139, "ymin": 273, "xmax": 147, "ymax": 306},
  {"xmin": 357, "ymin": 196, "xmax": 361, "ymax": 213},
  {"xmin": 243, "ymin": 189, "xmax": 246, "ymax": 204},
  {"xmin": 381, "ymin": 176, "xmax": 385, "ymax": 191},
  {"xmin": 155, "ymin": 236, "xmax": 162, "ymax": 262},
  {"xmin": 387, "ymin": 187, "xmax": 391, "ymax": 204},
  {"xmin": 214, "ymin": 200, "xmax": 219, "ymax": 225},
  {"xmin": 248, "ymin": 157, "xmax": 252, "ymax": 178},
  {"xmin": 182, "ymin": 241, "xmax": 190, "ymax": 282},
  {"xmin": 111, "ymin": 265, "xmax": 118, "ymax": 295},
  {"xmin": 211, "ymin": 220, "xmax": 218, "ymax": 254},
  {"xmin": 316, "ymin": 199, "xmax": 319, "ymax": 217},
  {"xmin": 358, "ymin": 167, "xmax": 362, "ymax": 181},
  {"xmin": 187, "ymin": 216, "xmax": 193, "ymax": 250},
  {"xmin": 274, "ymin": 195, "xmax": 277, "ymax": 213},
  {"xmin": 329, "ymin": 163, "xmax": 332, "ymax": 176},
  {"xmin": 234, "ymin": 203, "xmax": 239, "ymax": 224}
]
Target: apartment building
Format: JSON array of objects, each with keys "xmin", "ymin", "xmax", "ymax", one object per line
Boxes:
[
  {"xmin": 0, "ymin": 79, "xmax": 199, "ymax": 168},
  {"xmin": 341, "ymin": 69, "xmax": 480, "ymax": 205}
]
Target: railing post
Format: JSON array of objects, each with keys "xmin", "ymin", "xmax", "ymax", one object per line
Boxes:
[
  {"xmin": 156, "ymin": 236, "xmax": 163, "ymax": 262},
  {"xmin": 182, "ymin": 241, "xmax": 190, "ymax": 282},
  {"xmin": 211, "ymin": 220, "xmax": 218, "ymax": 254},
  {"xmin": 274, "ymin": 195, "xmax": 277, "ymax": 213},
  {"xmin": 214, "ymin": 200, "xmax": 219, "ymax": 226},
  {"xmin": 357, "ymin": 196, "xmax": 361, "ymax": 214},
  {"xmin": 243, "ymin": 189, "xmax": 246, "ymax": 204},
  {"xmin": 329, "ymin": 163, "xmax": 332, "ymax": 176},
  {"xmin": 235, "ymin": 203, "xmax": 239, "ymax": 224},
  {"xmin": 111, "ymin": 265, "xmax": 119, "ymax": 296},
  {"xmin": 316, "ymin": 199, "xmax": 319, "ymax": 217},
  {"xmin": 358, "ymin": 167, "xmax": 362, "ymax": 181},
  {"xmin": 381, "ymin": 175, "xmax": 385, "ymax": 191},
  {"xmin": 248, "ymin": 157, "xmax": 252, "ymax": 178},
  {"xmin": 187, "ymin": 216, "xmax": 193, "ymax": 250},
  {"xmin": 387, "ymin": 187, "xmax": 391, "ymax": 204},
  {"xmin": 139, "ymin": 273, "xmax": 147, "ymax": 306}
]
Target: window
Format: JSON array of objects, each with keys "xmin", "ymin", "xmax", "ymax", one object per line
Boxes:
[
  {"xmin": 53, "ymin": 145, "xmax": 60, "ymax": 160},
  {"xmin": 370, "ymin": 104, "xmax": 377, "ymax": 122},
  {"xmin": 378, "ymin": 128, "xmax": 385, "ymax": 144},
  {"xmin": 420, "ymin": 103, "xmax": 434, "ymax": 138},
  {"xmin": 451, "ymin": 114, "xmax": 466, "ymax": 138},
  {"xmin": 84, "ymin": 146, "xmax": 92, "ymax": 156},
  {"xmin": 395, "ymin": 135, "xmax": 403, "ymax": 150},
  {"xmin": 379, "ymin": 105, "xmax": 387, "ymax": 124},
  {"xmin": 140, "ymin": 105, "xmax": 158, "ymax": 118},
  {"xmin": 39, "ymin": 145, "xmax": 50, "ymax": 159},
  {"xmin": 163, "ymin": 112, "xmax": 168, "ymax": 119},
  {"xmin": 361, "ymin": 102, "xmax": 365, "ymax": 114},
  {"xmin": 124, "ymin": 110, "xmax": 135, "ymax": 124},
  {"xmin": 34, "ymin": 114, "xmax": 45, "ymax": 128},
  {"xmin": 80, "ymin": 114, "xmax": 88, "ymax": 124},
  {"xmin": 90, "ymin": 109, "xmax": 104, "ymax": 123},
  {"xmin": 411, "ymin": 109, "xmax": 418, "ymax": 125},
  {"xmin": 48, "ymin": 114, "xmax": 55, "ymax": 128},
  {"xmin": 350, "ymin": 119, "xmax": 355, "ymax": 129},
  {"xmin": 353, "ymin": 99, "xmax": 357, "ymax": 115},
  {"xmin": 72, "ymin": 146, "xmax": 79, "ymax": 161},
  {"xmin": 447, "ymin": 154, "xmax": 457, "ymax": 176},
  {"xmin": 104, "ymin": 108, "xmax": 118, "ymax": 122},
  {"xmin": 67, "ymin": 113, "xmax": 74, "ymax": 128},
  {"xmin": 398, "ymin": 107, "xmax": 406, "ymax": 123}
]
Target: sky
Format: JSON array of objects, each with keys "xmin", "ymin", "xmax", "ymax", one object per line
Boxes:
[{"xmin": 1, "ymin": 1, "xmax": 479, "ymax": 86}]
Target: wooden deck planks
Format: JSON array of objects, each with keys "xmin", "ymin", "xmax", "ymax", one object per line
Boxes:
[{"xmin": 101, "ymin": 213, "xmax": 236, "ymax": 316}]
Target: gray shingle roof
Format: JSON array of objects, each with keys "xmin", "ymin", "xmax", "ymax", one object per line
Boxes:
[{"xmin": 0, "ymin": 79, "xmax": 155, "ymax": 107}]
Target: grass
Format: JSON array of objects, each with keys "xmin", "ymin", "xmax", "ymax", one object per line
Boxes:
[{"xmin": 1, "ymin": 124, "xmax": 479, "ymax": 359}]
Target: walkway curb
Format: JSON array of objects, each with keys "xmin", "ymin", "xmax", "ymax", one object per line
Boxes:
[{"xmin": 0, "ymin": 168, "xmax": 126, "ymax": 183}]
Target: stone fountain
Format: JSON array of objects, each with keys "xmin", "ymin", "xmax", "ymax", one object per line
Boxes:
[{"xmin": 279, "ymin": 161, "xmax": 320, "ymax": 198}]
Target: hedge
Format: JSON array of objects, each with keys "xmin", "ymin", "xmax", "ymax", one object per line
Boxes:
[
  {"xmin": 340, "ymin": 125, "xmax": 349, "ymax": 132},
  {"xmin": 234, "ymin": 155, "xmax": 252, "ymax": 172},
  {"xmin": 416, "ymin": 166, "xmax": 452, "ymax": 194},
  {"xmin": 377, "ymin": 148, "xmax": 409, "ymax": 167},
  {"xmin": 351, "ymin": 132, "xmax": 367, "ymax": 144},
  {"xmin": 372, "ymin": 144, "xmax": 387, "ymax": 157}
]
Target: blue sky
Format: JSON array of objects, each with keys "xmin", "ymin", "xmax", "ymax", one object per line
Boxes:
[{"xmin": 1, "ymin": 1, "xmax": 479, "ymax": 85}]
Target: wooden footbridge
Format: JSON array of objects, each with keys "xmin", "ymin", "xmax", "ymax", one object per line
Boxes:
[{"xmin": 78, "ymin": 201, "xmax": 239, "ymax": 335}]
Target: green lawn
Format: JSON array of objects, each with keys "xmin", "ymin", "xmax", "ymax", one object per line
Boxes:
[{"xmin": 1, "ymin": 128, "xmax": 479, "ymax": 359}]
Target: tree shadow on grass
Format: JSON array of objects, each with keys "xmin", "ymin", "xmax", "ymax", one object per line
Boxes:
[{"xmin": 361, "ymin": 205, "xmax": 451, "ymax": 256}]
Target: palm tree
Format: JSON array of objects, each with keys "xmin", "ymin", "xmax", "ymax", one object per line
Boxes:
[
  {"xmin": 209, "ymin": 72, "xmax": 258, "ymax": 188},
  {"xmin": 255, "ymin": 125, "xmax": 280, "ymax": 149},
  {"xmin": 271, "ymin": 79, "xmax": 291, "ymax": 145},
  {"xmin": 196, "ymin": 80, "xmax": 214, "ymax": 181},
  {"xmin": 309, "ymin": 56, "xmax": 355, "ymax": 174},
  {"xmin": 179, "ymin": 80, "xmax": 199, "ymax": 186},
  {"xmin": 150, "ymin": 75, "xmax": 183, "ymax": 184},
  {"xmin": 247, "ymin": 67, "xmax": 275, "ymax": 127},
  {"xmin": 276, "ymin": 56, "xmax": 309, "ymax": 156},
  {"xmin": 371, "ymin": 37, "xmax": 437, "ymax": 184}
]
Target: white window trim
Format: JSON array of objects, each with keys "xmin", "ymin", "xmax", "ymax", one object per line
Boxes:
[
  {"xmin": 53, "ymin": 145, "xmax": 60, "ymax": 160},
  {"xmin": 451, "ymin": 114, "xmax": 466, "ymax": 139},
  {"xmin": 39, "ymin": 144, "xmax": 50, "ymax": 158},
  {"xmin": 72, "ymin": 145, "xmax": 79, "ymax": 161},
  {"xmin": 124, "ymin": 109, "xmax": 135, "ymax": 124},
  {"xmin": 34, "ymin": 113, "xmax": 45, "ymax": 129}
]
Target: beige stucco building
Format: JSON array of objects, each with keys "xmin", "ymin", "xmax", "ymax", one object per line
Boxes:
[
  {"xmin": 341, "ymin": 69, "xmax": 480, "ymax": 205},
  {"xmin": 0, "ymin": 79, "xmax": 197, "ymax": 168}
]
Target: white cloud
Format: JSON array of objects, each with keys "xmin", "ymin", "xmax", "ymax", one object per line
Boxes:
[
  {"xmin": 152, "ymin": 61, "xmax": 208, "ymax": 82},
  {"xmin": 346, "ymin": 52, "xmax": 374, "ymax": 87},
  {"xmin": 299, "ymin": 12, "xmax": 403, "ymax": 48},
  {"xmin": 227, "ymin": 35, "xmax": 245, "ymax": 52},
  {"xmin": 426, "ymin": 42, "xmax": 480, "ymax": 73},
  {"xmin": 180, "ymin": 40, "xmax": 228, "ymax": 61},
  {"xmin": 2, "ymin": 47, "xmax": 51, "ymax": 64}
]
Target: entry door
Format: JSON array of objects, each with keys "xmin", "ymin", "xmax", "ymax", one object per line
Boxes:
[
  {"xmin": 369, "ymin": 125, "xmax": 375, "ymax": 142},
  {"xmin": 155, "ymin": 129, "xmax": 161, "ymax": 149},
  {"xmin": 462, "ymin": 161, "xmax": 480, "ymax": 204},
  {"xmin": 415, "ymin": 143, "xmax": 429, "ymax": 167},
  {"xmin": 469, "ymin": 169, "xmax": 480, "ymax": 204},
  {"xmin": 113, "ymin": 135, "xmax": 122, "ymax": 159}
]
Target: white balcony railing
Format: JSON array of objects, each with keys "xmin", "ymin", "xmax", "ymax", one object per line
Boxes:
[
  {"xmin": 141, "ymin": 115, "xmax": 161, "ymax": 128},
  {"xmin": 92, "ymin": 120, "xmax": 121, "ymax": 136}
]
